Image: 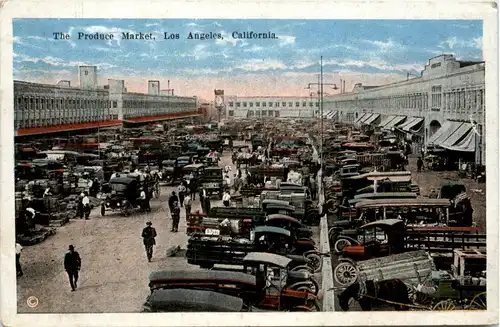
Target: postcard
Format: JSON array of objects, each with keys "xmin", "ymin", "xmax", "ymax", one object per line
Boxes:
[{"xmin": 0, "ymin": 0, "xmax": 498, "ymax": 326}]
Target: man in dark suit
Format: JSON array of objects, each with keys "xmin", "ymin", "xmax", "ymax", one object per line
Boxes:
[
  {"xmin": 64, "ymin": 245, "xmax": 81, "ymax": 291},
  {"xmin": 141, "ymin": 221, "xmax": 157, "ymax": 262}
]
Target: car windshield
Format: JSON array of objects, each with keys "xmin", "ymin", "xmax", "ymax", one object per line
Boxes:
[{"xmin": 110, "ymin": 183, "xmax": 128, "ymax": 192}]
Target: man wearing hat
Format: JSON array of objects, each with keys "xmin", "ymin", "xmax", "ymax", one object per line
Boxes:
[
  {"xmin": 64, "ymin": 245, "xmax": 81, "ymax": 291},
  {"xmin": 141, "ymin": 222, "xmax": 157, "ymax": 262}
]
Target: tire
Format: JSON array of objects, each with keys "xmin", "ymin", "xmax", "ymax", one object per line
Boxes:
[
  {"xmin": 334, "ymin": 238, "xmax": 352, "ymax": 254},
  {"xmin": 100, "ymin": 205, "xmax": 106, "ymax": 216},
  {"xmin": 305, "ymin": 252, "xmax": 323, "ymax": 273},
  {"xmin": 287, "ymin": 281, "xmax": 319, "ymax": 296},
  {"xmin": 290, "ymin": 265, "xmax": 314, "ymax": 274},
  {"xmin": 333, "ymin": 261, "xmax": 358, "ymax": 287}
]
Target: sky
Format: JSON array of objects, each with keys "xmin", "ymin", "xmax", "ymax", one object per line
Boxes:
[{"xmin": 13, "ymin": 19, "xmax": 483, "ymax": 101}]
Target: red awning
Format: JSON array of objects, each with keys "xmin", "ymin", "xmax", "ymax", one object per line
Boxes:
[
  {"xmin": 125, "ymin": 111, "xmax": 201, "ymax": 123},
  {"xmin": 16, "ymin": 120, "xmax": 123, "ymax": 137}
]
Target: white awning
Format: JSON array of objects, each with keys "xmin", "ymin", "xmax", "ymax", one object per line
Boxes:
[
  {"xmin": 354, "ymin": 112, "xmax": 369, "ymax": 124},
  {"xmin": 383, "ymin": 116, "xmax": 407, "ymax": 130},
  {"xmin": 326, "ymin": 111, "xmax": 338, "ymax": 119},
  {"xmin": 439, "ymin": 122, "xmax": 473, "ymax": 149},
  {"xmin": 360, "ymin": 113, "xmax": 375, "ymax": 124},
  {"xmin": 441, "ymin": 129, "xmax": 476, "ymax": 152},
  {"xmin": 398, "ymin": 117, "xmax": 424, "ymax": 132},
  {"xmin": 427, "ymin": 120, "xmax": 463, "ymax": 145},
  {"xmin": 363, "ymin": 113, "xmax": 380, "ymax": 125},
  {"xmin": 378, "ymin": 115, "xmax": 396, "ymax": 127}
]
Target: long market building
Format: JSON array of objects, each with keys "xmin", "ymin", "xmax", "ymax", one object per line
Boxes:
[
  {"xmin": 13, "ymin": 66, "xmax": 201, "ymax": 137},
  {"xmin": 322, "ymin": 54, "xmax": 485, "ymax": 165}
]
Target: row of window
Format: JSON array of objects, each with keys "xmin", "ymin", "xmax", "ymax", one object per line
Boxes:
[
  {"xmin": 123, "ymin": 106, "xmax": 192, "ymax": 118},
  {"xmin": 122, "ymin": 100, "xmax": 196, "ymax": 109},
  {"xmin": 327, "ymin": 87, "xmax": 485, "ymax": 115},
  {"xmin": 14, "ymin": 96, "xmax": 110, "ymax": 112},
  {"xmin": 228, "ymin": 101, "xmax": 318, "ymax": 108},
  {"xmin": 14, "ymin": 114, "xmax": 113, "ymax": 129}
]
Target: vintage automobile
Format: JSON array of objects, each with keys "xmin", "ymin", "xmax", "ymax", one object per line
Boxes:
[
  {"xmin": 200, "ymin": 167, "xmax": 223, "ymax": 198},
  {"xmin": 182, "ymin": 163, "xmax": 205, "ymax": 181},
  {"xmin": 265, "ymin": 214, "xmax": 313, "ymax": 239},
  {"xmin": 159, "ymin": 159, "xmax": 177, "ymax": 184},
  {"xmin": 149, "ymin": 253, "xmax": 320, "ymax": 311},
  {"xmin": 143, "ymin": 289, "xmax": 247, "ymax": 312},
  {"xmin": 261, "ymin": 199, "xmax": 295, "ymax": 216},
  {"xmin": 100, "ymin": 176, "xmax": 142, "ymax": 216},
  {"xmin": 186, "ymin": 226, "xmax": 321, "ymax": 272}
]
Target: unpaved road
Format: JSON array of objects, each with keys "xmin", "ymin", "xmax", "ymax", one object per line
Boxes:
[{"xmin": 17, "ymin": 151, "xmax": 235, "ymax": 313}]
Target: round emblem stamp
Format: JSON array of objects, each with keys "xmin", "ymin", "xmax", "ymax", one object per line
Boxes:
[{"xmin": 26, "ymin": 296, "xmax": 39, "ymax": 308}]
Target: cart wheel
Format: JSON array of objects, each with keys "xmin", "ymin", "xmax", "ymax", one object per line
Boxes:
[
  {"xmin": 415, "ymin": 292, "xmax": 432, "ymax": 306},
  {"xmin": 334, "ymin": 261, "xmax": 358, "ymax": 287},
  {"xmin": 468, "ymin": 292, "xmax": 487, "ymax": 310},
  {"xmin": 433, "ymin": 300, "xmax": 456, "ymax": 311},
  {"xmin": 334, "ymin": 238, "xmax": 352, "ymax": 254},
  {"xmin": 100, "ymin": 205, "xmax": 105, "ymax": 216},
  {"xmin": 305, "ymin": 252, "xmax": 323, "ymax": 273}
]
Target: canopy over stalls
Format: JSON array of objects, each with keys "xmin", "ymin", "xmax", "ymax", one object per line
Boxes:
[
  {"xmin": 354, "ymin": 112, "xmax": 369, "ymax": 124},
  {"xmin": 363, "ymin": 113, "xmax": 381, "ymax": 125},
  {"xmin": 326, "ymin": 111, "xmax": 338, "ymax": 119},
  {"xmin": 398, "ymin": 117, "xmax": 424, "ymax": 132},
  {"xmin": 378, "ymin": 115, "xmax": 396, "ymax": 127},
  {"xmin": 427, "ymin": 120, "xmax": 476, "ymax": 152},
  {"xmin": 382, "ymin": 116, "xmax": 407, "ymax": 130}
]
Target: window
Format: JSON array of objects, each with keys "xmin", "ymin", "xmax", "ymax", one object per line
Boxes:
[
  {"xmin": 113, "ymin": 101, "xmax": 117, "ymax": 108},
  {"xmin": 262, "ymin": 102, "xmax": 266, "ymax": 107},
  {"xmin": 275, "ymin": 102, "xmax": 280, "ymax": 107},
  {"xmin": 295, "ymin": 102, "xmax": 300, "ymax": 107},
  {"xmin": 248, "ymin": 110, "xmax": 254, "ymax": 116},
  {"xmin": 243, "ymin": 102, "xmax": 247, "ymax": 107},
  {"xmin": 282, "ymin": 102, "xmax": 286, "ymax": 107},
  {"xmin": 228, "ymin": 110, "xmax": 234, "ymax": 116},
  {"xmin": 309, "ymin": 102, "xmax": 313, "ymax": 107},
  {"xmin": 228, "ymin": 102, "xmax": 234, "ymax": 107},
  {"xmin": 268, "ymin": 102, "xmax": 273, "ymax": 107},
  {"xmin": 268, "ymin": 110, "xmax": 273, "ymax": 116},
  {"xmin": 236, "ymin": 102, "xmax": 241, "ymax": 107},
  {"xmin": 255, "ymin": 102, "xmax": 260, "ymax": 107},
  {"xmin": 85, "ymin": 70, "xmax": 88, "ymax": 75},
  {"xmin": 315, "ymin": 102, "xmax": 319, "ymax": 107},
  {"xmin": 288, "ymin": 102, "xmax": 293, "ymax": 107},
  {"xmin": 302, "ymin": 102, "xmax": 306, "ymax": 107},
  {"xmin": 431, "ymin": 86, "xmax": 442, "ymax": 111},
  {"xmin": 249, "ymin": 102, "xmax": 253, "ymax": 107}
]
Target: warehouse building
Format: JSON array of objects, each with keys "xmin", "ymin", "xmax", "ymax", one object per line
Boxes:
[
  {"xmin": 225, "ymin": 95, "xmax": 319, "ymax": 118},
  {"xmin": 14, "ymin": 66, "xmax": 199, "ymax": 136},
  {"xmin": 323, "ymin": 55, "xmax": 485, "ymax": 164}
]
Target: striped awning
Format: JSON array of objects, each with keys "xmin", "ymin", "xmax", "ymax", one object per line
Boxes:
[
  {"xmin": 382, "ymin": 116, "xmax": 407, "ymax": 130},
  {"xmin": 363, "ymin": 113, "xmax": 380, "ymax": 125},
  {"xmin": 378, "ymin": 115, "xmax": 396, "ymax": 127},
  {"xmin": 428, "ymin": 120, "xmax": 476, "ymax": 152},
  {"xmin": 398, "ymin": 117, "xmax": 424, "ymax": 132},
  {"xmin": 354, "ymin": 112, "xmax": 369, "ymax": 124},
  {"xmin": 326, "ymin": 111, "xmax": 338, "ymax": 119}
]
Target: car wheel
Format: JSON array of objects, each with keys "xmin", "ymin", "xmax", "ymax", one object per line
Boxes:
[{"xmin": 334, "ymin": 238, "xmax": 352, "ymax": 254}]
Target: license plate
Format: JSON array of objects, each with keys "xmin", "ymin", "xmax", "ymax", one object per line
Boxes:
[{"xmin": 205, "ymin": 228, "xmax": 220, "ymax": 236}]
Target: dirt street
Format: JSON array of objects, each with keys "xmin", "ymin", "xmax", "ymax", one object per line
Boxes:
[{"xmin": 17, "ymin": 150, "xmax": 237, "ymax": 313}]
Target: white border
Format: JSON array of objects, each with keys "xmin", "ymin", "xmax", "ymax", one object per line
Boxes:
[{"xmin": 1, "ymin": 1, "xmax": 498, "ymax": 326}]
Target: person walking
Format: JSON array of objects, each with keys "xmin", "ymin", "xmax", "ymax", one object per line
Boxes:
[
  {"xmin": 81, "ymin": 192, "xmax": 91, "ymax": 220},
  {"xmin": 184, "ymin": 194, "xmax": 192, "ymax": 217},
  {"xmin": 417, "ymin": 157, "xmax": 424, "ymax": 172},
  {"xmin": 171, "ymin": 201, "xmax": 181, "ymax": 232},
  {"xmin": 16, "ymin": 242, "xmax": 23, "ymax": 277},
  {"xmin": 168, "ymin": 191, "xmax": 179, "ymax": 215},
  {"xmin": 189, "ymin": 176, "xmax": 198, "ymax": 200},
  {"xmin": 64, "ymin": 245, "xmax": 81, "ymax": 292},
  {"xmin": 177, "ymin": 183, "xmax": 187, "ymax": 207},
  {"xmin": 141, "ymin": 221, "xmax": 157, "ymax": 262},
  {"xmin": 222, "ymin": 191, "xmax": 231, "ymax": 207}
]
